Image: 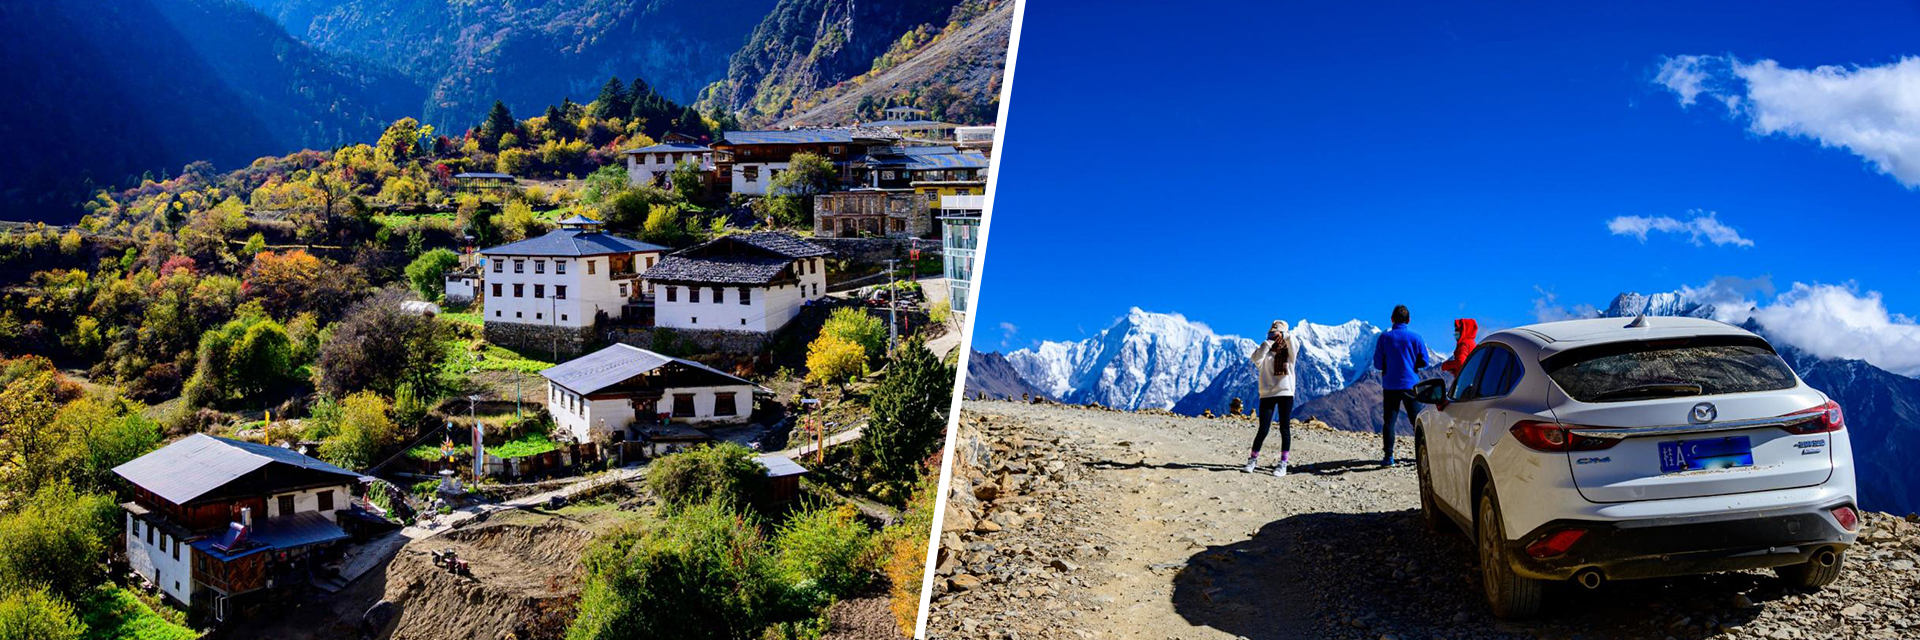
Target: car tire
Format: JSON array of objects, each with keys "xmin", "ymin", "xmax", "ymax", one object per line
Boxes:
[
  {"xmin": 1416, "ymin": 433, "xmax": 1442, "ymax": 533},
  {"xmin": 1478, "ymin": 488, "xmax": 1544, "ymax": 619},
  {"xmin": 1774, "ymin": 549, "xmax": 1846, "ymax": 589}
]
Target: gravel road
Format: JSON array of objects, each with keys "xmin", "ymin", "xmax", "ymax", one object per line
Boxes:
[{"xmin": 926, "ymin": 401, "xmax": 1920, "ymax": 640}]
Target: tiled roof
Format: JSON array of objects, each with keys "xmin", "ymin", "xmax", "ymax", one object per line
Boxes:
[
  {"xmin": 113, "ymin": 434, "xmax": 361, "ymax": 505},
  {"xmin": 729, "ymin": 232, "xmax": 833, "ymax": 259},
  {"xmin": 479, "ymin": 227, "xmax": 665, "ymax": 257},
  {"xmin": 641, "ymin": 233, "xmax": 831, "ymax": 285},
  {"xmin": 454, "ymin": 172, "xmax": 514, "ymax": 179},
  {"xmin": 720, "ymin": 127, "xmax": 899, "ymax": 146}
]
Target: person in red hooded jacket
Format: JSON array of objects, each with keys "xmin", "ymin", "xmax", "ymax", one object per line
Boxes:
[{"xmin": 1440, "ymin": 318, "xmax": 1478, "ymax": 377}]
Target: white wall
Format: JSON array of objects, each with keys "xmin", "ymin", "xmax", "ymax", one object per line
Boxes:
[
  {"xmin": 126, "ymin": 511, "xmax": 195, "ymax": 607},
  {"xmin": 267, "ymin": 485, "xmax": 349, "ymax": 522},
  {"xmin": 548, "ymin": 382, "xmax": 639, "ymax": 443},
  {"xmin": 729, "ymin": 161, "xmax": 790, "ymax": 196},
  {"xmin": 481, "ymin": 252, "xmax": 660, "ymax": 328},
  {"xmin": 652, "ymin": 257, "xmax": 826, "ymax": 333},
  {"xmin": 627, "ymin": 152, "xmax": 713, "ymax": 185},
  {"xmin": 445, "ymin": 274, "xmax": 478, "ymax": 305},
  {"xmin": 661, "ymin": 384, "xmax": 756, "ymax": 424}
]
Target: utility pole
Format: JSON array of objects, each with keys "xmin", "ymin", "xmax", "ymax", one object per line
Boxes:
[{"xmin": 885, "ymin": 258, "xmax": 899, "ymax": 349}]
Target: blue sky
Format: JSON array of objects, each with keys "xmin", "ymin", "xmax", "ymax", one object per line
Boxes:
[{"xmin": 975, "ymin": 0, "xmax": 1920, "ymax": 374}]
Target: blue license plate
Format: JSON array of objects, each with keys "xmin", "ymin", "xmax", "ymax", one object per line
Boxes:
[{"xmin": 1659, "ymin": 436, "xmax": 1754, "ymax": 473}]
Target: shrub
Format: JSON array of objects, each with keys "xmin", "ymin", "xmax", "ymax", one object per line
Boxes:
[
  {"xmin": 879, "ymin": 474, "xmax": 938, "ymax": 635},
  {"xmin": 772, "ymin": 504, "xmax": 875, "ymax": 597},
  {"xmin": 317, "ymin": 289, "xmax": 447, "ymax": 398},
  {"xmin": 820, "ymin": 308, "xmax": 885, "ymax": 368},
  {"xmin": 316, "ymin": 391, "xmax": 395, "ymax": 470},
  {"xmin": 645, "ymin": 443, "xmax": 766, "ymax": 512},
  {"xmin": 0, "ymin": 587, "xmax": 83, "ymax": 640},
  {"xmin": 568, "ymin": 502, "xmax": 779, "ymax": 640},
  {"xmin": 0, "ymin": 483, "xmax": 118, "ymax": 601},
  {"xmin": 803, "ymin": 334, "xmax": 865, "ymax": 388},
  {"xmin": 404, "ymin": 248, "xmax": 461, "ymax": 301}
]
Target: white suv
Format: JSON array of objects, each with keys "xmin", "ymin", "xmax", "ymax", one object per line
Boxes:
[{"xmin": 1411, "ymin": 316, "xmax": 1859, "ymax": 618}]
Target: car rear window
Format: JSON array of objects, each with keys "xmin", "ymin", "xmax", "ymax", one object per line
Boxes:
[{"xmin": 1543, "ymin": 336, "xmax": 1797, "ymax": 403}]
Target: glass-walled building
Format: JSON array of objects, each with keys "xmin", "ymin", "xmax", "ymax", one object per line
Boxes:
[{"xmin": 938, "ymin": 194, "xmax": 986, "ymax": 322}]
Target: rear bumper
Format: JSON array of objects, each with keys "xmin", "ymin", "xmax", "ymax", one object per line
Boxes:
[{"xmin": 1507, "ymin": 500, "xmax": 1858, "ymax": 581}]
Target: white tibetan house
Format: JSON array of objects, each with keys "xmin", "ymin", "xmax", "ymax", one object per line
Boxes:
[
  {"xmin": 476, "ymin": 215, "xmax": 667, "ymax": 351},
  {"xmin": 620, "ymin": 141, "xmax": 713, "ymax": 186},
  {"xmin": 642, "ymin": 232, "xmax": 833, "ymax": 333},
  {"xmin": 541, "ymin": 343, "xmax": 767, "ymax": 444}
]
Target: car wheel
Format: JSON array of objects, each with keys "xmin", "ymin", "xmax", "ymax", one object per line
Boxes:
[
  {"xmin": 1774, "ymin": 548, "xmax": 1846, "ymax": 589},
  {"xmin": 1478, "ymin": 488, "xmax": 1543, "ymax": 619},
  {"xmin": 1416, "ymin": 433, "xmax": 1441, "ymax": 533}
]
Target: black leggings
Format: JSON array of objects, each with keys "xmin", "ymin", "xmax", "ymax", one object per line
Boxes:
[
  {"xmin": 1382, "ymin": 388, "xmax": 1421, "ymax": 457},
  {"xmin": 1252, "ymin": 395, "xmax": 1294, "ymax": 453}
]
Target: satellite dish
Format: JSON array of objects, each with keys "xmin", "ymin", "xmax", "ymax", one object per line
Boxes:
[{"xmin": 1625, "ymin": 314, "xmax": 1651, "ymax": 328}]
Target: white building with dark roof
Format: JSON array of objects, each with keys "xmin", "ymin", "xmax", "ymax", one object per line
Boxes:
[
  {"xmin": 113, "ymin": 435, "xmax": 361, "ymax": 617},
  {"xmin": 621, "ymin": 141, "xmax": 713, "ymax": 186},
  {"xmin": 478, "ymin": 215, "xmax": 667, "ymax": 350},
  {"xmin": 642, "ymin": 232, "xmax": 833, "ymax": 333},
  {"xmin": 542, "ymin": 343, "xmax": 766, "ymax": 443}
]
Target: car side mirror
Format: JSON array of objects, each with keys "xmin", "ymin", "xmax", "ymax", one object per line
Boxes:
[{"xmin": 1412, "ymin": 378, "xmax": 1448, "ymax": 407}]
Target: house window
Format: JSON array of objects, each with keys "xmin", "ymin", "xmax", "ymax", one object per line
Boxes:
[
  {"xmin": 711, "ymin": 287, "xmax": 722, "ymax": 303},
  {"xmin": 692, "ymin": 316, "xmax": 698, "ymax": 324},
  {"xmin": 830, "ymin": 145, "xmax": 844, "ymax": 155},
  {"xmin": 160, "ymin": 534, "xmax": 167, "ymax": 554},
  {"xmin": 319, "ymin": 490, "xmax": 334, "ymax": 511},
  {"xmin": 666, "ymin": 287, "xmax": 677, "ymax": 302},
  {"xmin": 619, "ymin": 283, "xmax": 628, "ymax": 298},
  {"xmin": 882, "ymin": 171, "xmax": 896, "ymax": 180},
  {"xmin": 278, "ymin": 495, "xmax": 295, "ymax": 516},
  {"xmin": 739, "ymin": 288, "xmax": 751, "ymax": 305},
  {"xmin": 556, "ymin": 260, "xmax": 567, "ymax": 274},
  {"xmin": 516, "ymin": 312, "xmax": 523, "ymax": 318},
  {"xmin": 561, "ymin": 314, "xmax": 568, "ymax": 321},
  {"xmin": 587, "ymin": 259, "xmax": 597, "ymax": 275},
  {"xmin": 743, "ymin": 166, "xmax": 759, "ymax": 183},
  {"xmin": 673, "ymin": 394, "xmax": 696, "ymax": 417},
  {"xmin": 147, "ymin": 523, "xmax": 154, "ymax": 545},
  {"xmin": 534, "ymin": 284, "xmax": 545, "ymax": 299},
  {"xmin": 496, "ymin": 310, "xmax": 502, "ymax": 317},
  {"xmin": 715, "ymin": 393, "xmax": 737, "ymax": 416},
  {"xmin": 514, "ymin": 260, "xmax": 525, "ymax": 273},
  {"xmin": 514, "ymin": 284, "xmax": 524, "ymax": 297},
  {"xmin": 172, "ymin": 541, "xmax": 180, "ymax": 562},
  {"xmin": 129, "ymin": 516, "xmax": 138, "ymax": 537},
  {"xmin": 556, "ymin": 285, "xmax": 567, "ymax": 300},
  {"xmin": 493, "ymin": 260, "xmax": 502, "ymax": 273},
  {"xmin": 535, "ymin": 260, "xmax": 546, "ymax": 274},
  {"xmin": 645, "ymin": 256, "xmax": 655, "ymax": 268},
  {"xmin": 690, "ymin": 287, "xmax": 701, "ymax": 303},
  {"xmin": 492, "ymin": 283, "xmax": 502, "ymax": 297}
]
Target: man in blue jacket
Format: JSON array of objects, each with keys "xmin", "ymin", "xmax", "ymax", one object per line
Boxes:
[{"xmin": 1373, "ymin": 304, "xmax": 1429, "ymax": 466}]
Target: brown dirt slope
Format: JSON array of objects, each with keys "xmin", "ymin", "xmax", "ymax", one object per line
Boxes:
[
  {"xmin": 774, "ymin": 1, "xmax": 1012, "ymax": 127},
  {"xmin": 926, "ymin": 401, "xmax": 1920, "ymax": 640}
]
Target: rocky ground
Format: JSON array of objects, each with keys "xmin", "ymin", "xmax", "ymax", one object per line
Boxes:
[{"xmin": 926, "ymin": 401, "xmax": 1920, "ymax": 640}]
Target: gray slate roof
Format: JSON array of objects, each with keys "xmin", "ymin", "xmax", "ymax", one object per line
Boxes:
[
  {"xmin": 623, "ymin": 142, "xmax": 711, "ymax": 154},
  {"xmin": 479, "ymin": 226, "xmax": 666, "ymax": 257},
  {"xmin": 720, "ymin": 128, "xmax": 898, "ymax": 146},
  {"xmin": 640, "ymin": 233, "xmax": 832, "ymax": 285},
  {"xmin": 541, "ymin": 343, "xmax": 758, "ymax": 395},
  {"xmin": 114, "ymin": 434, "xmax": 361, "ymax": 505},
  {"xmin": 454, "ymin": 172, "xmax": 514, "ymax": 179},
  {"xmin": 754, "ymin": 454, "xmax": 809, "ymax": 478}
]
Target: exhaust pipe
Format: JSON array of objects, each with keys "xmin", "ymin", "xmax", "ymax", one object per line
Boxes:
[
  {"xmin": 1815, "ymin": 548, "xmax": 1839, "ymax": 567},
  {"xmin": 1575, "ymin": 568, "xmax": 1604, "ymax": 590}
]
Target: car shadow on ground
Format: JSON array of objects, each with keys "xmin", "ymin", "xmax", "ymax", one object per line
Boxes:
[
  {"xmin": 1171, "ymin": 509, "xmax": 1805, "ymax": 640},
  {"xmin": 1086, "ymin": 457, "xmax": 1394, "ymax": 478}
]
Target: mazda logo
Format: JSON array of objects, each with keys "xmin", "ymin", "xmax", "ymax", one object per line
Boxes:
[{"xmin": 1689, "ymin": 402, "xmax": 1718, "ymax": 424}]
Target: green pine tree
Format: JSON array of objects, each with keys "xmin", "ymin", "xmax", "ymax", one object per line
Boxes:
[
  {"xmin": 860, "ymin": 336, "xmax": 954, "ymax": 482},
  {"xmin": 478, "ymin": 100, "xmax": 516, "ymax": 150},
  {"xmin": 594, "ymin": 76, "xmax": 630, "ymax": 120}
]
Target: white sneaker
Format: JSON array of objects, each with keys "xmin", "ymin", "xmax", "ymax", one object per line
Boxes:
[
  {"xmin": 1243, "ymin": 458, "xmax": 1258, "ymax": 473},
  {"xmin": 1272, "ymin": 461, "xmax": 1288, "ymax": 477}
]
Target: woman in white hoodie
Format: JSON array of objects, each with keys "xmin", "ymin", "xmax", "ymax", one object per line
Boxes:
[{"xmin": 1245, "ymin": 320, "xmax": 1299, "ymax": 476}]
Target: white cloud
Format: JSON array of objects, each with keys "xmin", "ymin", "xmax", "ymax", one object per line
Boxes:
[
  {"xmin": 1654, "ymin": 54, "xmax": 1920, "ymax": 188},
  {"xmin": 1531, "ymin": 286, "xmax": 1598, "ymax": 323},
  {"xmin": 1744, "ymin": 282, "xmax": 1920, "ymax": 376},
  {"xmin": 1606, "ymin": 210, "xmax": 1754, "ymax": 247},
  {"xmin": 997, "ymin": 321, "xmax": 1019, "ymax": 347}
]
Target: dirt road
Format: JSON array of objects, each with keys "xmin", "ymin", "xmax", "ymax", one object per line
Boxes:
[{"xmin": 926, "ymin": 401, "xmax": 1920, "ymax": 640}]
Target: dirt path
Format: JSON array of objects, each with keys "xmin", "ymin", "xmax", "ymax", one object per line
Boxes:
[{"xmin": 927, "ymin": 401, "xmax": 1920, "ymax": 640}]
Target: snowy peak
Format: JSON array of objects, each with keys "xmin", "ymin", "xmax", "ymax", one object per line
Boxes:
[
  {"xmin": 1603, "ymin": 291, "xmax": 1719, "ymax": 319},
  {"xmin": 1007, "ymin": 309, "xmax": 1253, "ymax": 411}
]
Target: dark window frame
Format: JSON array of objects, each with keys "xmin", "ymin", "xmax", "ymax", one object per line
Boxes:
[{"xmin": 672, "ymin": 394, "xmax": 696, "ymax": 417}]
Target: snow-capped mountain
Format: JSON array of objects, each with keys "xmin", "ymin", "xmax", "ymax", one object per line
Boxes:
[
  {"xmin": 1006, "ymin": 308, "xmax": 1254, "ymax": 411},
  {"xmin": 1004, "ymin": 309, "xmax": 1442, "ymax": 413},
  {"xmin": 1603, "ymin": 291, "xmax": 1720, "ymax": 318}
]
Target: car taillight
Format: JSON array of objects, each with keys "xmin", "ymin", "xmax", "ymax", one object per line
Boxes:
[
  {"xmin": 1831, "ymin": 506, "xmax": 1859, "ymax": 532},
  {"xmin": 1784, "ymin": 401, "xmax": 1844, "ymax": 434},
  {"xmin": 1525, "ymin": 528, "xmax": 1587, "ymax": 559},
  {"xmin": 1509, "ymin": 421, "xmax": 1620, "ymax": 453}
]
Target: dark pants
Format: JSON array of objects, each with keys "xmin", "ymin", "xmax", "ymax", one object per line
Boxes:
[
  {"xmin": 1382, "ymin": 388, "xmax": 1421, "ymax": 458},
  {"xmin": 1252, "ymin": 395, "xmax": 1294, "ymax": 454}
]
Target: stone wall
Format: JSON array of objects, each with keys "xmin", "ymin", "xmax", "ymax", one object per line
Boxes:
[
  {"xmin": 484, "ymin": 321, "xmax": 596, "ymax": 357},
  {"xmin": 607, "ymin": 326, "xmax": 771, "ymax": 355},
  {"xmin": 811, "ymin": 237, "xmax": 943, "ymax": 266}
]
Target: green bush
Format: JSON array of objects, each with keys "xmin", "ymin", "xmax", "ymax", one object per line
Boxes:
[
  {"xmin": 0, "ymin": 587, "xmax": 83, "ymax": 640},
  {"xmin": 568, "ymin": 502, "xmax": 780, "ymax": 640},
  {"xmin": 772, "ymin": 504, "xmax": 875, "ymax": 597},
  {"xmin": 404, "ymin": 248, "xmax": 461, "ymax": 301},
  {"xmin": 0, "ymin": 483, "xmax": 118, "ymax": 601},
  {"xmin": 645, "ymin": 443, "xmax": 766, "ymax": 512},
  {"xmin": 72, "ymin": 586, "xmax": 195, "ymax": 640}
]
